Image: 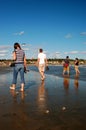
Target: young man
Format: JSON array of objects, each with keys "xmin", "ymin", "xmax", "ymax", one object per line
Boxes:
[
  {"xmin": 63, "ymin": 56, "xmax": 70, "ymax": 75},
  {"xmin": 37, "ymin": 48, "xmax": 47, "ymax": 80}
]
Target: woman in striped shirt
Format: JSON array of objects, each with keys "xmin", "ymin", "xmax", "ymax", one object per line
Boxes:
[{"xmin": 10, "ymin": 42, "xmax": 27, "ymax": 91}]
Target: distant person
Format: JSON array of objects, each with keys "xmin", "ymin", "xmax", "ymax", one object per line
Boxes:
[
  {"xmin": 37, "ymin": 48, "xmax": 48, "ymax": 80},
  {"xmin": 63, "ymin": 56, "xmax": 70, "ymax": 75},
  {"xmin": 74, "ymin": 58, "xmax": 80, "ymax": 75},
  {"xmin": 10, "ymin": 42, "xmax": 27, "ymax": 91}
]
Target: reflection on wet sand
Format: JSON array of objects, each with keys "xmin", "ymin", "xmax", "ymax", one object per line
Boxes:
[
  {"xmin": 1, "ymin": 68, "xmax": 86, "ymax": 130},
  {"xmin": 9, "ymin": 90, "xmax": 29, "ymax": 129},
  {"xmin": 10, "ymin": 89, "xmax": 18, "ymax": 103},
  {"xmin": 10, "ymin": 89, "xmax": 26, "ymax": 103},
  {"xmin": 63, "ymin": 75, "xmax": 70, "ymax": 93},
  {"xmin": 74, "ymin": 75, "xmax": 79, "ymax": 89},
  {"xmin": 37, "ymin": 81, "xmax": 47, "ymax": 113}
]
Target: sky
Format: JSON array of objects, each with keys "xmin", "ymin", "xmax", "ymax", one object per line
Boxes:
[{"xmin": 0, "ymin": 0, "xmax": 86, "ymax": 60}]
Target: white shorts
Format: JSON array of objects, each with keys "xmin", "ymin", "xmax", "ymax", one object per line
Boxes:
[{"xmin": 38, "ymin": 64, "xmax": 45, "ymax": 72}]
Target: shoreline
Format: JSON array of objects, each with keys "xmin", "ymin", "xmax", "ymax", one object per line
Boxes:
[{"xmin": 0, "ymin": 59, "xmax": 86, "ymax": 67}]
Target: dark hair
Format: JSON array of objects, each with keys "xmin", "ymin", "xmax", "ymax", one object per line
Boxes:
[
  {"xmin": 39, "ymin": 48, "xmax": 43, "ymax": 53},
  {"xmin": 14, "ymin": 42, "xmax": 21, "ymax": 49},
  {"xmin": 76, "ymin": 58, "xmax": 78, "ymax": 60},
  {"xmin": 66, "ymin": 56, "xmax": 69, "ymax": 59}
]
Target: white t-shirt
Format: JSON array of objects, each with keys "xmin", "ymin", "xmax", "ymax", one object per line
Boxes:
[{"xmin": 38, "ymin": 53, "xmax": 46, "ymax": 64}]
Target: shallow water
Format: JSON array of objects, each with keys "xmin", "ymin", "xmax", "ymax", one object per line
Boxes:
[
  {"xmin": 28, "ymin": 65, "xmax": 86, "ymax": 81},
  {"xmin": 0, "ymin": 66, "xmax": 86, "ymax": 130}
]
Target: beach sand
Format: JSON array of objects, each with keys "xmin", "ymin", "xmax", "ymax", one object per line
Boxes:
[{"xmin": 0, "ymin": 67, "xmax": 86, "ymax": 130}]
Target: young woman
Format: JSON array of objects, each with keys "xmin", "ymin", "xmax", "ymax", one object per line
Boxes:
[
  {"xmin": 74, "ymin": 58, "xmax": 80, "ymax": 75},
  {"xmin": 10, "ymin": 42, "xmax": 27, "ymax": 91}
]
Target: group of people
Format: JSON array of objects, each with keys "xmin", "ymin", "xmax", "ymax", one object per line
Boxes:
[
  {"xmin": 62, "ymin": 56, "xmax": 80, "ymax": 76},
  {"xmin": 10, "ymin": 42, "xmax": 80, "ymax": 92},
  {"xmin": 10, "ymin": 42, "xmax": 48, "ymax": 91}
]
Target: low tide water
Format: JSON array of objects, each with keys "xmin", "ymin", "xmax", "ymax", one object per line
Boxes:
[
  {"xmin": 0, "ymin": 65, "xmax": 86, "ymax": 130},
  {"xmin": 28, "ymin": 65, "xmax": 86, "ymax": 81}
]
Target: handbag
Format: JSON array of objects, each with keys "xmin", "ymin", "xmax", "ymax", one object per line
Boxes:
[
  {"xmin": 46, "ymin": 66, "xmax": 49, "ymax": 71},
  {"xmin": 24, "ymin": 66, "xmax": 29, "ymax": 73},
  {"xmin": 10, "ymin": 62, "xmax": 15, "ymax": 67},
  {"xmin": 24, "ymin": 66, "xmax": 27, "ymax": 73}
]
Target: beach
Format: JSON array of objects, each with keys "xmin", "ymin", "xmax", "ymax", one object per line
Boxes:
[{"xmin": 0, "ymin": 65, "xmax": 86, "ymax": 130}]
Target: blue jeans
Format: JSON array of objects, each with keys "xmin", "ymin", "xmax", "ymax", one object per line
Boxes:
[{"xmin": 12, "ymin": 64, "xmax": 25, "ymax": 84}]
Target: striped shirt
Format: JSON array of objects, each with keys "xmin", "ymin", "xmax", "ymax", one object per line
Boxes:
[{"xmin": 15, "ymin": 49, "xmax": 25, "ymax": 63}]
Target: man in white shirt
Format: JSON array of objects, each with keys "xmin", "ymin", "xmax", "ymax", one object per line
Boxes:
[{"xmin": 37, "ymin": 48, "xmax": 47, "ymax": 80}]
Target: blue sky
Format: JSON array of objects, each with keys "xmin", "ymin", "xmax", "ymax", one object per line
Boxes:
[{"xmin": 0, "ymin": 0, "xmax": 86, "ymax": 59}]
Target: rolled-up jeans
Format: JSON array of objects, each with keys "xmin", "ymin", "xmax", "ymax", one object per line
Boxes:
[{"xmin": 12, "ymin": 63, "xmax": 25, "ymax": 84}]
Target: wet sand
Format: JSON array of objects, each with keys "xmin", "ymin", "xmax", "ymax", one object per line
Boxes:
[{"xmin": 0, "ymin": 67, "xmax": 86, "ymax": 130}]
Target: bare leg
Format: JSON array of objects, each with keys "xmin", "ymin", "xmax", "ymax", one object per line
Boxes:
[
  {"xmin": 40, "ymin": 71, "xmax": 45, "ymax": 80},
  {"xmin": 63, "ymin": 70, "xmax": 66, "ymax": 75},
  {"xmin": 20, "ymin": 83, "xmax": 25, "ymax": 91},
  {"xmin": 10, "ymin": 84, "xmax": 16, "ymax": 90}
]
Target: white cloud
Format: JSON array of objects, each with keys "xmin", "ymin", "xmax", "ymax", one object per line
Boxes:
[
  {"xmin": 23, "ymin": 48, "xmax": 29, "ymax": 51},
  {"xmin": 80, "ymin": 32, "xmax": 86, "ymax": 36},
  {"xmin": 64, "ymin": 51, "xmax": 79, "ymax": 54},
  {"xmin": 51, "ymin": 51, "xmax": 61, "ymax": 58},
  {"xmin": 21, "ymin": 43, "xmax": 26, "ymax": 46},
  {"xmin": 0, "ymin": 45, "xmax": 11, "ymax": 58},
  {"xmin": 19, "ymin": 31, "xmax": 24, "ymax": 35},
  {"xmin": 0, "ymin": 53, "xmax": 6, "ymax": 56},
  {"xmin": 64, "ymin": 52, "xmax": 69, "ymax": 54},
  {"xmin": 0, "ymin": 50, "xmax": 8, "ymax": 53},
  {"xmin": 0, "ymin": 45, "xmax": 11, "ymax": 49},
  {"xmin": 65, "ymin": 33, "xmax": 72, "ymax": 39},
  {"xmin": 43, "ymin": 51, "xmax": 48, "ymax": 54},
  {"xmin": 14, "ymin": 31, "xmax": 24, "ymax": 36},
  {"xmin": 81, "ymin": 51, "xmax": 86, "ymax": 54},
  {"xmin": 69, "ymin": 51, "xmax": 79, "ymax": 54},
  {"xmin": 55, "ymin": 51, "xmax": 60, "ymax": 54}
]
